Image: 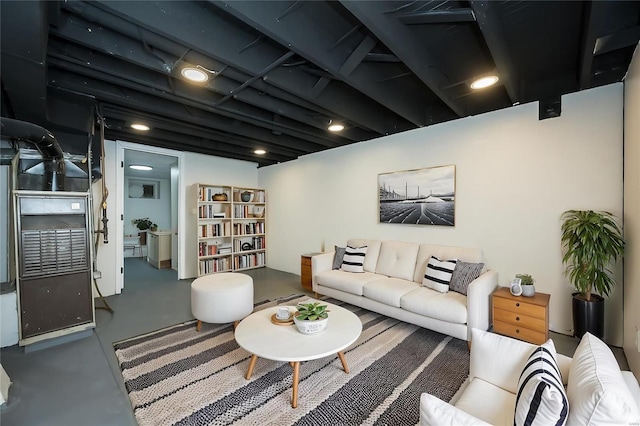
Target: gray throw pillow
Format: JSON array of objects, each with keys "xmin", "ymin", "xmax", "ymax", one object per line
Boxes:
[
  {"xmin": 332, "ymin": 246, "xmax": 346, "ymax": 270},
  {"xmin": 449, "ymin": 261, "xmax": 485, "ymax": 295}
]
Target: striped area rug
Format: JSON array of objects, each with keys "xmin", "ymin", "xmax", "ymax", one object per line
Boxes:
[{"xmin": 114, "ymin": 295, "xmax": 469, "ymax": 426}]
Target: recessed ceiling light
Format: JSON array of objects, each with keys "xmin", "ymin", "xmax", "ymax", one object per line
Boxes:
[
  {"xmin": 181, "ymin": 67, "xmax": 208, "ymax": 82},
  {"xmin": 130, "ymin": 123, "xmax": 150, "ymax": 131},
  {"xmin": 328, "ymin": 123, "xmax": 344, "ymax": 132},
  {"xmin": 470, "ymin": 75, "xmax": 499, "ymax": 90},
  {"xmin": 254, "ymin": 149, "xmax": 266, "ymax": 155},
  {"xmin": 129, "ymin": 165, "xmax": 153, "ymax": 171}
]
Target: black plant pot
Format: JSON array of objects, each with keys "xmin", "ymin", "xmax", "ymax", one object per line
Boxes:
[{"xmin": 572, "ymin": 293, "xmax": 604, "ymax": 339}]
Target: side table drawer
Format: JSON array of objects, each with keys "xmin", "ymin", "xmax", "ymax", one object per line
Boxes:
[
  {"xmin": 493, "ymin": 320, "xmax": 547, "ymax": 345},
  {"xmin": 494, "ymin": 296, "xmax": 546, "ymax": 320},
  {"xmin": 493, "ymin": 308, "xmax": 546, "ymax": 331}
]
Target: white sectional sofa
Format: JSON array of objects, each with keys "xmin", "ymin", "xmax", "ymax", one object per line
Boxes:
[
  {"xmin": 311, "ymin": 239, "xmax": 498, "ymax": 341},
  {"xmin": 420, "ymin": 328, "xmax": 640, "ymax": 425}
]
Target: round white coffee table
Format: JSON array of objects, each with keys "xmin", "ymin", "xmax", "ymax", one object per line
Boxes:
[{"xmin": 235, "ymin": 301, "xmax": 362, "ymax": 408}]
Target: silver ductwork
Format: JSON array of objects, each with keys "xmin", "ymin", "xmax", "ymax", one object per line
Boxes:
[{"xmin": 1, "ymin": 117, "xmax": 66, "ymax": 191}]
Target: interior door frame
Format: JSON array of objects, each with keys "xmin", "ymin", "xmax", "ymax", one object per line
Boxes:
[{"xmin": 115, "ymin": 141, "xmax": 184, "ymax": 293}]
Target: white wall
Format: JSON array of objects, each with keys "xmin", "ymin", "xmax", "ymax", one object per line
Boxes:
[
  {"xmin": 92, "ymin": 140, "xmax": 261, "ymax": 296},
  {"xmin": 260, "ymin": 84, "xmax": 625, "ymax": 345},
  {"xmin": 624, "ymin": 43, "xmax": 640, "ymax": 378},
  {"xmin": 123, "ymin": 176, "xmax": 171, "ymax": 235}
]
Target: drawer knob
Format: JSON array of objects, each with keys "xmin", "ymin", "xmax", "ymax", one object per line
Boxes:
[
  {"xmin": 516, "ymin": 316, "xmax": 520, "ymax": 321},
  {"xmin": 516, "ymin": 329, "xmax": 520, "ymax": 333},
  {"xmin": 515, "ymin": 302, "xmax": 520, "ymax": 307}
]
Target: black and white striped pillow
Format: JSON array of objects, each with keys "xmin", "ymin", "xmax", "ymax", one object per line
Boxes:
[
  {"xmin": 340, "ymin": 245, "xmax": 367, "ymax": 273},
  {"xmin": 422, "ymin": 256, "xmax": 457, "ymax": 292},
  {"xmin": 514, "ymin": 339, "xmax": 568, "ymax": 426}
]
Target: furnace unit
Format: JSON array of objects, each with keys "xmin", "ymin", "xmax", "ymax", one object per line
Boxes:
[{"xmin": 14, "ymin": 192, "xmax": 95, "ymax": 345}]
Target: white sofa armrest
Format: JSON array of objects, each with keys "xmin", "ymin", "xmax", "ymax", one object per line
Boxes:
[
  {"xmin": 470, "ymin": 328, "xmax": 538, "ymax": 394},
  {"xmin": 311, "ymin": 251, "xmax": 334, "ymax": 292},
  {"xmin": 466, "ymin": 270, "xmax": 498, "ymax": 340},
  {"xmin": 622, "ymin": 371, "xmax": 640, "ymax": 411},
  {"xmin": 420, "ymin": 393, "xmax": 491, "ymax": 426}
]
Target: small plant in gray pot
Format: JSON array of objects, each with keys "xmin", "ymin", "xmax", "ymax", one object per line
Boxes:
[
  {"xmin": 516, "ymin": 273, "xmax": 535, "ymax": 297},
  {"xmin": 293, "ymin": 302, "xmax": 329, "ymax": 334}
]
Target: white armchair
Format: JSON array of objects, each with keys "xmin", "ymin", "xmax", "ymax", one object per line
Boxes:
[{"xmin": 420, "ymin": 328, "xmax": 640, "ymax": 425}]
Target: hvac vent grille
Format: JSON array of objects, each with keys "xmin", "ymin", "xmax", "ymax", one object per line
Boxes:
[{"xmin": 21, "ymin": 229, "xmax": 88, "ymax": 277}]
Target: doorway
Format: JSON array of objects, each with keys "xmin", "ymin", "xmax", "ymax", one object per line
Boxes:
[{"xmin": 115, "ymin": 142, "xmax": 182, "ymax": 293}]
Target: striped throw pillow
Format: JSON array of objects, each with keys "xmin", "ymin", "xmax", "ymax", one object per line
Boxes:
[
  {"xmin": 340, "ymin": 245, "xmax": 367, "ymax": 273},
  {"xmin": 514, "ymin": 339, "xmax": 568, "ymax": 426},
  {"xmin": 422, "ymin": 256, "xmax": 457, "ymax": 292}
]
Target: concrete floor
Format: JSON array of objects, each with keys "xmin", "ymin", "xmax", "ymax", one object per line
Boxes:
[{"xmin": 0, "ymin": 259, "xmax": 628, "ymax": 425}]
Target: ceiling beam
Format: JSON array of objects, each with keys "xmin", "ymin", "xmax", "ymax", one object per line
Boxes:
[
  {"xmin": 209, "ymin": 0, "xmax": 435, "ymax": 127},
  {"xmin": 578, "ymin": 1, "xmax": 607, "ymax": 90},
  {"xmin": 51, "ymin": 13, "xmax": 376, "ymax": 143},
  {"xmin": 47, "ymin": 67, "xmax": 329, "ymax": 155},
  {"xmin": 76, "ymin": 1, "xmax": 411, "ymax": 135},
  {"xmin": 397, "ymin": 9, "xmax": 476, "ymax": 25},
  {"xmin": 339, "ymin": 0, "xmax": 465, "ymax": 117},
  {"xmin": 468, "ymin": 1, "xmax": 518, "ymax": 104},
  {"xmin": 47, "ymin": 54, "xmax": 339, "ymax": 151},
  {"xmin": 594, "ymin": 26, "xmax": 640, "ymax": 55}
]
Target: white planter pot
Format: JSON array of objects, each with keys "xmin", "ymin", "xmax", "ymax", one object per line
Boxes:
[
  {"xmin": 293, "ymin": 316, "xmax": 328, "ymax": 334},
  {"xmin": 522, "ymin": 285, "xmax": 536, "ymax": 297}
]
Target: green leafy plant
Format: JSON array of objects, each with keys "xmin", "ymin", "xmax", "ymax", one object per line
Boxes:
[
  {"xmin": 295, "ymin": 302, "xmax": 329, "ymax": 321},
  {"xmin": 132, "ymin": 218, "xmax": 156, "ymax": 231},
  {"xmin": 560, "ymin": 210, "xmax": 624, "ymax": 301},
  {"xmin": 516, "ymin": 274, "xmax": 534, "ymax": 286}
]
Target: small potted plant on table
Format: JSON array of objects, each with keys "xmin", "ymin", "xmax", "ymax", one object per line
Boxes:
[
  {"xmin": 293, "ymin": 302, "xmax": 329, "ymax": 334},
  {"xmin": 516, "ymin": 273, "xmax": 535, "ymax": 297}
]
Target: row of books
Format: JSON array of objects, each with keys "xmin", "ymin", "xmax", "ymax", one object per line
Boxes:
[
  {"xmin": 200, "ymin": 222, "xmax": 231, "ymax": 238},
  {"xmin": 198, "ymin": 205, "xmax": 230, "ymax": 219},
  {"xmin": 198, "ymin": 242, "xmax": 233, "ymax": 257},
  {"xmin": 233, "ymin": 237, "xmax": 265, "ymax": 252},
  {"xmin": 234, "ymin": 252, "xmax": 266, "ymax": 270},
  {"xmin": 233, "ymin": 222, "xmax": 265, "ymax": 235},
  {"xmin": 198, "ymin": 257, "xmax": 231, "ymax": 274}
]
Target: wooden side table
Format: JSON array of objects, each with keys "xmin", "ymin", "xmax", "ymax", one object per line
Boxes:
[
  {"xmin": 492, "ymin": 287, "xmax": 550, "ymax": 345},
  {"xmin": 300, "ymin": 253, "xmax": 322, "ymax": 291}
]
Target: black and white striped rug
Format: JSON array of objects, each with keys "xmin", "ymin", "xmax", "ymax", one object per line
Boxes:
[{"xmin": 114, "ymin": 295, "xmax": 469, "ymax": 426}]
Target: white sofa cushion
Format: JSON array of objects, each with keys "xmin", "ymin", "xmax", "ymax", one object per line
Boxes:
[
  {"xmin": 470, "ymin": 328, "xmax": 537, "ymax": 394},
  {"xmin": 376, "ymin": 241, "xmax": 419, "ymax": 281},
  {"xmin": 414, "ymin": 244, "xmax": 483, "ymax": 283},
  {"xmin": 347, "ymin": 239, "xmax": 382, "ymax": 273},
  {"xmin": 421, "ymin": 393, "xmax": 491, "ymax": 426},
  {"xmin": 340, "ymin": 245, "xmax": 368, "ymax": 273},
  {"xmin": 567, "ymin": 332, "xmax": 640, "ymax": 425},
  {"xmin": 315, "ymin": 270, "xmax": 387, "ymax": 296},
  {"xmin": 423, "ymin": 256, "xmax": 457, "ymax": 292},
  {"xmin": 514, "ymin": 339, "xmax": 568, "ymax": 426},
  {"xmin": 400, "ymin": 287, "xmax": 467, "ymax": 324},
  {"xmin": 362, "ymin": 278, "xmax": 419, "ymax": 307},
  {"xmin": 454, "ymin": 377, "xmax": 516, "ymax": 425}
]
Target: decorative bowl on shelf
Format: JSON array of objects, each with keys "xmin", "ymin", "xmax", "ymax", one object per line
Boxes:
[
  {"xmin": 212, "ymin": 193, "xmax": 228, "ymax": 201},
  {"xmin": 240, "ymin": 191, "xmax": 251, "ymax": 202}
]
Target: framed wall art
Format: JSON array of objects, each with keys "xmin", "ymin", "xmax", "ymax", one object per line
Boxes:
[{"xmin": 378, "ymin": 164, "xmax": 455, "ymax": 226}]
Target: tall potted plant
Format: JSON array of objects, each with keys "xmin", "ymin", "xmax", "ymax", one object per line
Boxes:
[{"xmin": 560, "ymin": 210, "xmax": 624, "ymax": 338}]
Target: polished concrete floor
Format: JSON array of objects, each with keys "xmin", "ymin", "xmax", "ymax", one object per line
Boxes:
[{"xmin": 0, "ymin": 259, "xmax": 629, "ymax": 425}]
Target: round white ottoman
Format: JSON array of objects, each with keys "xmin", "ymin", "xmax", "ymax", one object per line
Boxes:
[{"xmin": 191, "ymin": 273, "xmax": 254, "ymax": 331}]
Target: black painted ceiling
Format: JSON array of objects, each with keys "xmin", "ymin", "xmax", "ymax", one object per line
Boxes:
[{"xmin": 2, "ymin": 1, "xmax": 639, "ymax": 167}]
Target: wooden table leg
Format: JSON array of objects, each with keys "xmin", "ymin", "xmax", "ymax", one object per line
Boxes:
[
  {"xmin": 196, "ymin": 320, "xmax": 202, "ymax": 332},
  {"xmin": 292, "ymin": 361, "xmax": 300, "ymax": 408},
  {"xmin": 337, "ymin": 351, "xmax": 349, "ymax": 373},
  {"xmin": 245, "ymin": 355, "xmax": 258, "ymax": 380}
]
